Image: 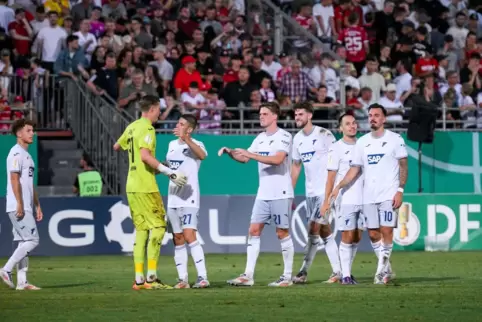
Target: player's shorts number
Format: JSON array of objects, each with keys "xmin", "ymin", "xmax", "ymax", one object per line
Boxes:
[
  {"xmin": 127, "ymin": 137, "xmax": 135, "ymax": 163},
  {"xmin": 182, "ymin": 214, "xmax": 192, "ymax": 225},
  {"xmin": 273, "ymin": 214, "xmax": 281, "ymax": 225},
  {"xmin": 384, "ymin": 211, "xmax": 393, "ymax": 222}
]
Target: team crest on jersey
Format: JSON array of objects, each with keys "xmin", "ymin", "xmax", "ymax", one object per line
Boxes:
[
  {"xmin": 168, "ymin": 160, "xmax": 184, "ymax": 170},
  {"xmin": 367, "ymin": 154, "xmax": 385, "ymax": 164},
  {"xmin": 258, "ymin": 152, "xmax": 270, "ymax": 156},
  {"xmin": 301, "ymin": 151, "xmax": 315, "ymax": 163},
  {"xmin": 182, "ymin": 148, "xmax": 189, "ymax": 155}
]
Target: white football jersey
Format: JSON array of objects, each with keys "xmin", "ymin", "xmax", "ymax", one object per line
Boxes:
[
  {"xmin": 292, "ymin": 126, "xmax": 336, "ymax": 197},
  {"xmin": 6, "ymin": 144, "xmax": 35, "ymax": 213},
  {"xmin": 327, "ymin": 139, "xmax": 363, "ymax": 205},
  {"xmin": 352, "ymin": 130, "xmax": 407, "ymax": 204},
  {"xmin": 248, "ymin": 128, "xmax": 294, "ymax": 200},
  {"xmin": 166, "ymin": 138, "xmax": 207, "ymax": 208}
]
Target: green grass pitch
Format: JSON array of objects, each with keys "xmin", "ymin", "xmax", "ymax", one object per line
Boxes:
[{"xmin": 0, "ymin": 252, "xmax": 481, "ymax": 322}]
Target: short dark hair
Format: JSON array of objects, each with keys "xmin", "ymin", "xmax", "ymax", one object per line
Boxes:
[
  {"xmin": 47, "ymin": 10, "xmax": 58, "ymax": 17},
  {"xmin": 368, "ymin": 103, "xmax": 387, "ymax": 116},
  {"xmin": 66, "ymin": 35, "xmax": 78, "ymax": 45},
  {"xmin": 11, "ymin": 119, "xmax": 35, "ymax": 136},
  {"xmin": 259, "ymin": 101, "xmax": 280, "ymax": 116},
  {"xmin": 293, "ymin": 101, "xmax": 313, "ymax": 114},
  {"xmin": 139, "ymin": 95, "xmax": 160, "ymax": 112},
  {"xmin": 180, "ymin": 114, "xmax": 198, "ymax": 129},
  {"xmin": 338, "ymin": 113, "xmax": 354, "ymax": 126}
]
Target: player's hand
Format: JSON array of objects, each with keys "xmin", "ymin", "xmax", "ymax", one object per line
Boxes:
[
  {"xmin": 233, "ymin": 148, "xmax": 250, "ymax": 159},
  {"xmin": 173, "ymin": 126, "xmax": 188, "ymax": 141},
  {"xmin": 217, "ymin": 147, "xmax": 231, "ymax": 156},
  {"xmin": 291, "ymin": 200, "xmax": 296, "ymax": 211},
  {"xmin": 170, "ymin": 171, "xmax": 188, "ymax": 187},
  {"xmin": 392, "ymin": 191, "xmax": 403, "ymax": 209},
  {"xmin": 36, "ymin": 207, "xmax": 43, "ymax": 222},
  {"xmin": 320, "ymin": 201, "xmax": 330, "ymax": 218},
  {"xmin": 16, "ymin": 204, "xmax": 24, "ymax": 219},
  {"xmin": 329, "ymin": 186, "xmax": 340, "ymax": 201}
]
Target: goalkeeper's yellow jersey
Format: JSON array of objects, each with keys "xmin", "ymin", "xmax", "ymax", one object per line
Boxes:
[{"xmin": 117, "ymin": 117, "xmax": 159, "ymax": 193}]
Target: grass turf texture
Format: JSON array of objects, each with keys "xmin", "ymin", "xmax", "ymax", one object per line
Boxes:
[{"xmin": 0, "ymin": 252, "xmax": 481, "ymax": 322}]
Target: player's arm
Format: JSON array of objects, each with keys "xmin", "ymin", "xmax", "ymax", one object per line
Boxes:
[
  {"xmin": 399, "ymin": 157, "xmax": 408, "ymax": 189},
  {"xmin": 324, "ymin": 170, "xmax": 337, "ymax": 204},
  {"xmin": 291, "ymin": 160, "xmax": 302, "ymax": 189},
  {"xmin": 218, "ymin": 147, "xmax": 249, "ymax": 163},
  {"xmin": 184, "ymin": 137, "xmax": 206, "ymax": 160},
  {"xmin": 10, "ymin": 172, "xmax": 23, "ymax": 210},
  {"xmin": 113, "ymin": 130, "xmax": 128, "ymax": 151},
  {"xmin": 323, "ymin": 146, "xmax": 339, "ymax": 206},
  {"xmin": 140, "ymin": 148, "xmax": 174, "ymax": 175},
  {"xmin": 336, "ymin": 166, "xmax": 360, "ymax": 190},
  {"xmin": 245, "ymin": 150, "xmax": 287, "ymax": 166}
]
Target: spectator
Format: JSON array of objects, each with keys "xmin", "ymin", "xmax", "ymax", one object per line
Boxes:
[
  {"xmin": 460, "ymin": 82, "xmax": 477, "ymax": 129},
  {"xmin": 0, "ymin": 0, "xmax": 14, "ymax": 35},
  {"xmin": 261, "ymin": 49, "xmax": 281, "ymax": 79},
  {"xmin": 149, "ymin": 45, "xmax": 173, "ymax": 91},
  {"xmin": 279, "ymin": 59, "xmax": 316, "ymax": 103},
  {"xmin": 118, "ymin": 68, "xmax": 156, "ymax": 118},
  {"xmin": 222, "ymin": 66, "xmax": 255, "ymax": 109},
  {"xmin": 249, "ymin": 55, "xmax": 271, "ymax": 87},
  {"xmin": 9, "ymin": 8, "xmax": 33, "ymax": 58},
  {"xmin": 447, "ymin": 11, "xmax": 469, "ymax": 51},
  {"xmin": 173, "ymin": 55, "xmax": 203, "ymax": 98},
  {"xmin": 358, "ymin": 55, "xmax": 386, "ymax": 101},
  {"xmin": 337, "ymin": 11, "xmax": 369, "ymax": 74},
  {"xmin": 74, "ymin": 19, "xmax": 97, "ymax": 63},
  {"xmin": 87, "ymin": 52, "xmax": 119, "ymax": 99},
  {"xmin": 379, "ymin": 83, "xmax": 404, "ymax": 128},
  {"xmin": 36, "ymin": 11, "xmax": 67, "ymax": 73},
  {"xmin": 54, "ymin": 34, "xmax": 88, "ymax": 79},
  {"xmin": 181, "ymin": 81, "xmax": 206, "ymax": 115}
]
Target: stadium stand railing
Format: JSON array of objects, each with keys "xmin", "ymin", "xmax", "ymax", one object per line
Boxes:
[{"xmin": 2, "ymin": 75, "xmax": 128, "ymax": 195}]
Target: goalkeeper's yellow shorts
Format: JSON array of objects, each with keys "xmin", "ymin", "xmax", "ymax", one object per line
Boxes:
[{"xmin": 127, "ymin": 192, "xmax": 166, "ymax": 231}]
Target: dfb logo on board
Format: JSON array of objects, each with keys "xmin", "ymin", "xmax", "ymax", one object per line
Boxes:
[{"xmin": 367, "ymin": 154, "xmax": 384, "ymax": 164}]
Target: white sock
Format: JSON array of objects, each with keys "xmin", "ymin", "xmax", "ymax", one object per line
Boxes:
[
  {"xmin": 339, "ymin": 242, "xmax": 352, "ymax": 278},
  {"xmin": 371, "ymin": 240, "xmax": 382, "ymax": 260},
  {"xmin": 245, "ymin": 236, "xmax": 260, "ymax": 278},
  {"xmin": 174, "ymin": 245, "xmax": 188, "ymax": 281},
  {"xmin": 189, "ymin": 241, "xmax": 207, "ymax": 279},
  {"xmin": 300, "ymin": 235, "xmax": 320, "ymax": 273},
  {"xmin": 280, "ymin": 236, "xmax": 294, "ymax": 279},
  {"xmin": 3, "ymin": 240, "xmax": 38, "ymax": 272},
  {"xmin": 322, "ymin": 234, "xmax": 341, "ymax": 274},
  {"xmin": 350, "ymin": 242, "xmax": 359, "ymax": 269},
  {"xmin": 376, "ymin": 243, "xmax": 393, "ymax": 275},
  {"xmin": 17, "ymin": 249, "xmax": 28, "ymax": 286}
]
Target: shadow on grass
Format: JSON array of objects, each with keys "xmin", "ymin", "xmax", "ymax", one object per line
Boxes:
[
  {"xmin": 41, "ymin": 282, "xmax": 96, "ymax": 289},
  {"xmin": 307, "ymin": 276, "xmax": 461, "ymax": 285}
]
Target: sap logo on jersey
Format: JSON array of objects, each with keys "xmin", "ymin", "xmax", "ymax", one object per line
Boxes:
[
  {"xmin": 301, "ymin": 151, "xmax": 315, "ymax": 163},
  {"xmin": 258, "ymin": 152, "xmax": 269, "ymax": 156},
  {"xmin": 367, "ymin": 154, "xmax": 385, "ymax": 164},
  {"xmin": 168, "ymin": 160, "xmax": 184, "ymax": 170}
]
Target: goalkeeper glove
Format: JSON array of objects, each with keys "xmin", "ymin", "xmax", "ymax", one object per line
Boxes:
[{"xmin": 169, "ymin": 171, "xmax": 188, "ymax": 187}]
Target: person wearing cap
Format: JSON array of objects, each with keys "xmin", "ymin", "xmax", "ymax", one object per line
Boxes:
[
  {"xmin": 447, "ymin": 11, "xmax": 469, "ymax": 51},
  {"xmin": 468, "ymin": 13, "xmax": 482, "ymax": 38},
  {"xmin": 196, "ymin": 47, "xmax": 214, "ymax": 79},
  {"xmin": 274, "ymin": 52, "xmax": 291, "ymax": 87},
  {"xmin": 173, "ymin": 55, "xmax": 203, "ymax": 98},
  {"xmin": 131, "ymin": 16, "xmax": 153, "ymax": 51},
  {"xmin": 149, "ymin": 45, "xmax": 174, "ymax": 90},
  {"xmin": 261, "ymin": 49, "xmax": 281, "ymax": 80},
  {"xmin": 44, "ymin": 0, "xmax": 70, "ymax": 26},
  {"xmin": 378, "ymin": 83, "xmax": 404, "ymax": 128},
  {"xmin": 8, "ymin": 8, "xmax": 33, "ymax": 57}
]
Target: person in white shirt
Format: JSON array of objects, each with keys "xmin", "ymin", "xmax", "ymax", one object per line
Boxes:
[
  {"xmin": 261, "ymin": 49, "xmax": 282, "ymax": 79},
  {"xmin": 0, "ymin": 0, "xmax": 14, "ymax": 36},
  {"xmin": 166, "ymin": 115, "xmax": 210, "ymax": 289},
  {"xmin": 290, "ymin": 102, "xmax": 340, "ymax": 284},
  {"xmin": 310, "ymin": 53, "xmax": 338, "ymax": 99},
  {"xmin": 73, "ymin": 19, "xmax": 96, "ymax": 63},
  {"xmin": 331, "ymin": 104, "xmax": 407, "ymax": 285},
  {"xmin": 358, "ymin": 56, "xmax": 386, "ymax": 102},
  {"xmin": 181, "ymin": 82, "xmax": 206, "ymax": 114},
  {"xmin": 394, "ymin": 59, "xmax": 413, "ymax": 101},
  {"xmin": 36, "ymin": 11, "xmax": 67, "ymax": 71},
  {"xmin": 220, "ymin": 102, "xmax": 294, "ymax": 287},
  {"xmin": 313, "ymin": 0, "xmax": 335, "ymax": 50},
  {"xmin": 322, "ymin": 113, "xmax": 364, "ymax": 285},
  {"xmin": 447, "ymin": 11, "xmax": 469, "ymax": 51},
  {"xmin": 378, "ymin": 83, "xmax": 404, "ymax": 127},
  {"xmin": 1, "ymin": 119, "xmax": 42, "ymax": 290}
]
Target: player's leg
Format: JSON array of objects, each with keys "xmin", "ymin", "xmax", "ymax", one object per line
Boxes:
[
  {"xmin": 378, "ymin": 201, "xmax": 398, "ymax": 284},
  {"xmin": 349, "ymin": 209, "xmax": 364, "ymax": 283},
  {"xmin": 363, "ymin": 203, "xmax": 387, "ymax": 284},
  {"xmin": 144, "ymin": 192, "xmax": 171, "ymax": 289},
  {"xmin": 15, "ymin": 211, "xmax": 41, "ymax": 290},
  {"xmin": 227, "ymin": 200, "xmax": 268, "ymax": 286},
  {"xmin": 339, "ymin": 205, "xmax": 358, "ymax": 285},
  {"xmin": 1, "ymin": 211, "xmax": 39, "ymax": 289},
  {"xmin": 268, "ymin": 198, "xmax": 294, "ymax": 287},
  {"xmin": 293, "ymin": 197, "xmax": 321, "ymax": 283},
  {"xmin": 128, "ymin": 193, "xmax": 150, "ymax": 290},
  {"xmin": 181, "ymin": 208, "xmax": 209, "ymax": 288},
  {"xmin": 167, "ymin": 208, "xmax": 189, "ymax": 289}
]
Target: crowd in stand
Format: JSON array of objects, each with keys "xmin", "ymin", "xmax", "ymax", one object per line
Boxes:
[{"xmin": 0, "ymin": 0, "xmax": 482, "ymax": 132}]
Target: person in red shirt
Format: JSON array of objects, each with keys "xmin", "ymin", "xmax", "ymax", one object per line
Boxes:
[
  {"xmin": 8, "ymin": 8, "xmax": 34, "ymax": 57},
  {"xmin": 415, "ymin": 50, "xmax": 438, "ymax": 77},
  {"xmin": 174, "ymin": 55, "xmax": 203, "ymax": 97},
  {"xmin": 178, "ymin": 6, "xmax": 198, "ymax": 39},
  {"xmin": 337, "ymin": 11, "xmax": 369, "ymax": 74},
  {"xmin": 334, "ymin": 0, "xmax": 363, "ymax": 34},
  {"xmin": 223, "ymin": 55, "xmax": 242, "ymax": 85}
]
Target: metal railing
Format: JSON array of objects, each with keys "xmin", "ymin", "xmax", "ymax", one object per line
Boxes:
[
  {"xmin": 1, "ymin": 74, "xmax": 128, "ymax": 195},
  {"xmin": 153, "ymin": 105, "xmax": 482, "ymax": 134}
]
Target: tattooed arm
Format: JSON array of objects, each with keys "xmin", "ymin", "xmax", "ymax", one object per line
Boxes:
[{"xmin": 399, "ymin": 157, "xmax": 408, "ymax": 188}]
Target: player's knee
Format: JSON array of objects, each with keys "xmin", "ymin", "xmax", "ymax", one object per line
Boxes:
[
  {"xmin": 276, "ymin": 228, "xmax": 289, "ymax": 240},
  {"xmin": 353, "ymin": 230, "xmax": 362, "ymax": 243},
  {"xmin": 150, "ymin": 227, "xmax": 166, "ymax": 245},
  {"xmin": 173, "ymin": 233, "xmax": 185, "ymax": 246},
  {"xmin": 183, "ymin": 229, "xmax": 196, "ymax": 244},
  {"xmin": 309, "ymin": 221, "xmax": 321, "ymax": 235},
  {"xmin": 368, "ymin": 229, "xmax": 381, "ymax": 242},
  {"xmin": 341, "ymin": 230, "xmax": 353, "ymax": 243},
  {"xmin": 380, "ymin": 226, "xmax": 393, "ymax": 240},
  {"xmin": 319, "ymin": 224, "xmax": 331, "ymax": 238},
  {"xmin": 248, "ymin": 224, "xmax": 262, "ymax": 236}
]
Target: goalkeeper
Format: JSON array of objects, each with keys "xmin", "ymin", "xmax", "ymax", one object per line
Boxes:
[{"xmin": 114, "ymin": 95, "xmax": 187, "ymax": 290}]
